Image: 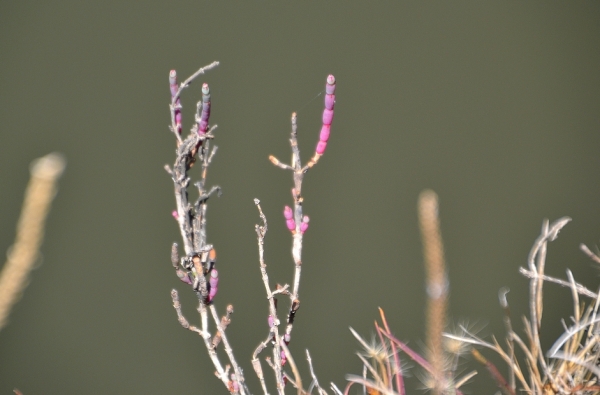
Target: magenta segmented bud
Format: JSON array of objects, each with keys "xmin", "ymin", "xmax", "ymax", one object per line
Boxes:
[
  {"xmin": 176, "ymin": 269, "xmax": 193, "ymax": 285},
  {"xmin": 315, "ymin": 75, "xmax": 336, "ymax": 156},
  {"xmin": 198, "ymin": 83, "xmax": 211, "ymax": 134},
  {"xmin": 284, "ymin": 205, "xmax": 296, "ymax": 231},
  {"xmin": 300, "ymin": 216, "xmax": 309, "ymax": 234},
  {"xmin": 268, "ymin": 315, "xmax": 275, "ymax": 328},
  {"xmin": 208, "ymin": 269, "xmax": 219, "ymax": 301},
  {"xmin": 280, "ymin": 349, "xmax": 287, "ymax": 366}
]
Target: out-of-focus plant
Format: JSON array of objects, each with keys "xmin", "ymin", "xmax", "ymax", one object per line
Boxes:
[{"xmin": 0, "ymin": 153, "xmax": 65, "ymax": 332}]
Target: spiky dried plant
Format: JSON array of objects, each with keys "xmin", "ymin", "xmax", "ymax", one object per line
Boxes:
[{"xmin": 443, "ymin": 216, "xmax": 600, "ymax": 395}]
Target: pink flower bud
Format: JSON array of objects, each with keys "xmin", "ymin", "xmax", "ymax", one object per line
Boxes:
[
  {"xmin": 283, "ymin": 206, "xmax": 293, "ymax": 220},
  {"xmin": 208, "ymin": 269, "xmax": 219, "ymax": 301},
  {"xmin": 280, "ymin": 349, "xmax": 287, "ymax": 366},
  {"xmin": 300, "ymin": 216, "xmax": 309, "ymax": 233},
  {"xmin": 209, "ymin": 287, "xmax": 218, "ymax": 302},
  {"xmin": 268, "ymin": 315, "xmax": 275, "ymax": 328},
  {"xmin": 322, "ymin": 109, "xmax": 334, "ymax": 125},
  {"xmin": 319, "ymin": 124, "xmax": 331, "ymax": 142},
  {"xmin": 286, "ymin": 218, "xmax": 296, "ymax": 231},
  {"xmin": 209, "ymin": 269, "xmax": 219, "ymax": 287},
  {"xmin": 284, "ymin": 206, "xmax": 296, "ymax": 231},
  {"xmin": 284, "ymin": 333, "xmax": 291, "ymax": 343},
  {"xmin": 172, "ymin": 210, "xmax": 178, "ymax": 219},
  {"xmin": 325, "ymin": 94, "xmax": 335, "ymax": 111},
  {"xmin": 316, "ymin": 141, "xmax": 327, "ymax": 155}
]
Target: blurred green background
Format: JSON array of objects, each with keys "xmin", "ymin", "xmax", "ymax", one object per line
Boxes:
[{"xmin": 1, "ymin": 2, "xmax": 600, "ymax": 394}]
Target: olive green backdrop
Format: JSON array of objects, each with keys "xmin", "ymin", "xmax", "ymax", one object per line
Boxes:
[{"xmin": 1, "ymin": 2, "xmax": 600, "ymax": 394}]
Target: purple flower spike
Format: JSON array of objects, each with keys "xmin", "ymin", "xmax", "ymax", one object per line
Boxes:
[{"xmin": 198, "ymin": 83, "xmax": 211, "ymax": 134}]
